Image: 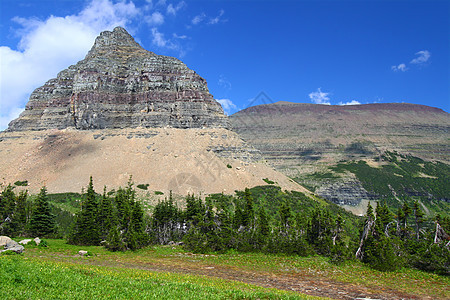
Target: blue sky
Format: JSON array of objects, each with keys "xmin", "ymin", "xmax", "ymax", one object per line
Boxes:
[{"xmin": 1, "ymin": 0, "xmax": 449, "ymax": 129}]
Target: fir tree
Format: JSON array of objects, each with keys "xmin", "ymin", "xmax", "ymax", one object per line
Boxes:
[
  {"xmin": 12, "ymin": 190, "xmax": 28, "ymax": 235},
  {"xmin": 70, "ymin": 177, "xmax": 100, "ymax": 245},
  {"xmin": 412, "ymin": 200, "xmax": 424, "ymax": 240},
  {"xmin": 29, "ymin": 186, "xmax": 56, "ymax": 237},
  {"xmin": 0, "ymin": 185, "xmax": 16, "ymax": 235}
]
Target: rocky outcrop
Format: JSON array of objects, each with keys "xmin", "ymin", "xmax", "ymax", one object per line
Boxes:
[{"xmin": 8, "ymin": 27, "xmax": 229, "ymax": 131}]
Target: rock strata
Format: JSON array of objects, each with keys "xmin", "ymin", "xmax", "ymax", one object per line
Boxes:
[{"xmin": 8, "ymin": 27, "xmax": 229, "ymax": 131}]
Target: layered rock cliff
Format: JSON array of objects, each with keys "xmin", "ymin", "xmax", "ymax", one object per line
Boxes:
[
  {"xmin": 7, "ymin": 27, "xmax": 229, "ymax": 131},
  {"xmin": 230, "ymin": 101, "xmax": 450, "ymax": 211}
]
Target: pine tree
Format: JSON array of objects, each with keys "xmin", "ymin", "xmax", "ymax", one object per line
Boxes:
[
  {"xmin": 242, "ymin": 188, "xmax": 254, "ymax": 228},
  {"xmin": 12, "ymin": 190, "xmax": 28, "ymax": 235},
  {"xmin": 412, "ymin": 200, "xmax": 424, "ymax": 240},
  {"xmin": 0, "ymin": 185, "xmax": 16, "ymax": 235},
  {"xmin": 29, "ymin": 186, "xmax": 56, "ymax": 237},
  {"xmin": 98, "ymin": 187, "xmax": 114, "ymax": 241},
  {"xmin": 70, "ymin": 177, "xmax": 100, "ymax": 245}
]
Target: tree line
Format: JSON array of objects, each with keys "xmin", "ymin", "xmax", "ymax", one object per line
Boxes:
[{"xmin": 1, "ymin": 180, "xmax": 449, "ymax": 275}]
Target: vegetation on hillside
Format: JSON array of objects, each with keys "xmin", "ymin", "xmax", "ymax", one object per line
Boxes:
[
  {"xmin": 332, "ymin": 151, "xmax": 450, "ymax": 214},
  {"xmin": 1, "ymin": 177, "xmax": 449, "ymax": 275}
]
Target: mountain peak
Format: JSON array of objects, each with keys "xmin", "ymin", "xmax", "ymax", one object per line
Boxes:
[
  {"xmin": 86, "ymin": 26, "xmax": 147, "ymax": 58},
  {"xmin": 7, "ymin": 26, "xmax": 229, "ymax": 131}
]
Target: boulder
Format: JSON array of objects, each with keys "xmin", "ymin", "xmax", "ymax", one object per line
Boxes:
[
  {"xmin": 2, "ymin": 240, "xmax": 24, "ymax": 254},
  {"xmin": 0, "ymin": 236, "xmax": 13, "ymax": 247}
]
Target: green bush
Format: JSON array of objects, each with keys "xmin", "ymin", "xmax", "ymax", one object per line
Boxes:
[{"xmin": 137, "ymin": 184, "xmax": 149, "ymax": 190}]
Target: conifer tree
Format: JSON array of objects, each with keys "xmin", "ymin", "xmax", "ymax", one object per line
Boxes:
[
  {"xmin": 242, "ymin": 188, "xmax": 254, "ymax": 228},
  {"xmin": 412, "ymin": 200, "xmax": 424, "ymax": 240},
  {"xmin": 70, "ymin": 177, "xmax": 100, "ymax": 245},
  {"xmin": 29, "ymin": 186, "xmax": 56, "ymax": 237},
  {"xmin": 0, "ymin": 185, "xmax": 16, "ymax": 235},
  {"xmin": 98, "ymin": 186, "xmax": 114, "ymax": 241},
  {"xmin": 12, "ymin": 190, "xmax": 28, "ymax": 235}
]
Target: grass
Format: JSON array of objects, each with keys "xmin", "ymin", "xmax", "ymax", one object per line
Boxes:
[
  {"xmin": 0, "ymin": 240, "xmax": 317, "ymax": 300},
  {"xmin": 2, "ymin": 239, "xmax": 449, "ymax": 299},
  {"xmin": 0, "ymin": 256, "xmax": 311, "ymax": 299}
]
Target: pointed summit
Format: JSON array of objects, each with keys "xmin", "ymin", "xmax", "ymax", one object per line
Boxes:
[
  {"xmin": 86, "ymin": 27, "xmax": 149, "ymax": 59},
  {"xmin": 8, "ymin": 27, "xmax": 229, "ymax": 131}
]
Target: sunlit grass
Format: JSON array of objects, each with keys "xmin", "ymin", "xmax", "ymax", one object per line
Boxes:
[
  {"xmin": 0, "ymin": 255, "xmax": 315, "ymax": 299},
  {"xmin": 6, "ymin": 239, "xmax": 449, "ymax": 299}
]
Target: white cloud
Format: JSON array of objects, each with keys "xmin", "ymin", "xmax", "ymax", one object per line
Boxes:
[
  {"xmin": 192, "ymin": 10, "xmax": 225, "ymax": 26},
  {"xmin": 146, "ymin": 11, "xmax": 164, "ymax": 26},
  {"xmin": 410, "ymin": 50, "xmax": 431, "ymax": 65},
  {"xmin": 218, "ymin": 75, "xmax": 231, "ymax": 90},
  {"xmin": 208, "ymin": 9, "xmax": 225, "ymax": 25},
  {"xmin": 217, "ymin": 99, "xmax": 237, "ymax": 115},
  {"xmin": 173, "ymin": 33, "xmax": 187, "ymax": 39},
  {"xmin": 151, "ymin": 27, "xmax": 168, "ymax": 47},
  {"xmin": 192, "ymin": 13, "xmax": 206, "ymax": 25},
  {"xmin": 0, "ymin": 0, "xmax": 140, "ymax": 131},
  {"xmin": 151, "ymin": 27, "xmax": 185, "ymax": 56},
  {"xmin": 167, "ymin": 1, "xmax": 186, "ymax": 16},
  {"xmin": 338, "ymin": 100, "xmax": 361, "ymax": 106},
  {"xmin": 391, "ymin": 63, "xmax": 407, "ymax": 72},
  {"xmin": 308, "ymin": 88, "xmax": 331, "ymax": 105}
]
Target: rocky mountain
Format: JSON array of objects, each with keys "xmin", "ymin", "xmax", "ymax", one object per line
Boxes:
[
  {"xmin": 7, "ymin": 27, "xmax": 229, "ymax": 131},
  {"xmin": 230, "ymin": 101, "xmax": 450, "ymax": 214},
  {"xmin": 0, "ymin": 27, "xmax": 304, "ymax": 196}
]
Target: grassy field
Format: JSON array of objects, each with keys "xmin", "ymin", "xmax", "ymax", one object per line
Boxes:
[{"xmin": 1, "ymin": 239, "xmax": 449, "ymax": 299}]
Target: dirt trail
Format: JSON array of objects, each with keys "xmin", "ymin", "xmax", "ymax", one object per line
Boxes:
[{"xmin": 66, "ymin": 256, "xmax": 428, "ymax": 300}]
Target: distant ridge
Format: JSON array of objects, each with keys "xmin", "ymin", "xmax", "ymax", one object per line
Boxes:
[{"xmin": 230, "ymin": 101, "xmax": 450, "ymax": 211}]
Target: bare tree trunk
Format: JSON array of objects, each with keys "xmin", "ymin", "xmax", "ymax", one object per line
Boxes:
[{"xmin": 356, "ymin": 219, "xmax": 374, "ymax": 260}]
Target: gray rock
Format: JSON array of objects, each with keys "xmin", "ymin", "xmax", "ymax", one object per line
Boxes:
[
  {"xmin": 19, "ymin": 239, "xmax": 32, "ymax": 245},
  {"xmin": 7, "ymin": 27, "xmax": 230, "ymax": 132},
  {"xmin": 0, "ymin": 236, "xmax": 13, "ymax": 247},
  {"xmin": 2, "ymin": 240, "xmax": 24, "ymax": 254}
]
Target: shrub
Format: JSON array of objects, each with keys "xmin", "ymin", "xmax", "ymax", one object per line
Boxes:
[
  {"xmin": 263, "ymin": 178, "xmax": 275, "ymax": 184},
  {"xmin": 137, "ymin": 184, "xmax": 149, "ymax": 190}
]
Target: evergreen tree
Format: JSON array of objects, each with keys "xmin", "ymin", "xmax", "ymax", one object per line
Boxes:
[
  {"xmin": 70, "ymin": 177, "xmax": 100, "ymax": 245},
  {"xmin": 12, "ymin": 190, "xmax": 28, "ymax": 235},
  {"xmin": 29, "ymin": 186, "xmax": 56, "ymax": 237},
  {"xmin": 412, "ymin": 200, "xmax": 424, "ymax": 240},
  {"xmin": 0, "ymin": 185, "xmax": 16, "ymax": 235},
  {"xmin": 98, "ymin": 187, "xmax": 114, "ymax": 241},
  {"xmin": 242, "ymin": 188, "xmax": 254, "ymax": 228}
]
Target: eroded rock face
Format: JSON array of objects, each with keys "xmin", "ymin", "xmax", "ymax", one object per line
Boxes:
[{"xmin": 8, "ymin": 27, "xmax": 229, "ymax": 131}]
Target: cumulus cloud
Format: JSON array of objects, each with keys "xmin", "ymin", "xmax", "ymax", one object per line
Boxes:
[
  {"xmin": 167, "ymin": 1, "xmax": 186, "ymax": 16},
  {"xmin": 308, "ymin": 88, "xmax": 331, "ymax": 105},
  {"xmin": 410, "ymin": 50, "xmax": 431, "ymax": 65},
  {"xmin": 391, "ymin": 63, "xmax": 407, "ymax": 72},
  {"xmin": 146, "ymin": 11, "xmax": 164, "ymax": 25},
  {"xmin": 217, "ymin": 99, "xmax": 237, "ymax": 115},
  {"xmin": 338, "ymin": 100, "xmax": 361, "ymax": 106},
  {"xmin": 0, "ymin": 0, "xmax": 139, "ymax": 131}
]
